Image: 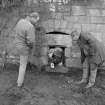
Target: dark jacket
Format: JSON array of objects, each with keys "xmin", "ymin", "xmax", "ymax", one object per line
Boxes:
[{"xmin": 77, "ymin": 32, "xmax": 105, "ymax": 66}]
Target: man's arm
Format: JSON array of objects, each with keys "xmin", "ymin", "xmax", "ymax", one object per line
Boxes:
[
  {"xmin": 86, "ymin": 34, "xmax": 96, "ymax": 56},
  {"xmin": 26, "ymin": 26, "xmax": 36, "ymax": 49},
  {"xmin": 81, "ymin": 32, "xmax": 96, "ymax": 56},
  {"xmin": 80, "ymin": 48, "xmax": 86, "ymax": 64}
]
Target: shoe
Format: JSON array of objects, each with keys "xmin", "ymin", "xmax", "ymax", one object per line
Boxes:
[
  {"xmin": 85, "ymin": 68, "xmax": 97, "ymax": 88},
  {"xmin": 85, "ymin": 82, "xmax": 94, "ymax": 88},
  {"xmin": 75, "ymin": 79, "xmax": 87, "ymax": 84}
]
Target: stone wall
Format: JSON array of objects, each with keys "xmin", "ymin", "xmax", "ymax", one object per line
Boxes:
[
  {"xmin": 37, "ymin": 0, "xmax": 105, "ymax": 68},
  {"xmin": 1, "ymin": 0, "xmax": 105, "ymax": 68}
]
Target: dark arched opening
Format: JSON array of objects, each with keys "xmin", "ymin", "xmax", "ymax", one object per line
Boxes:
[{"xmin": 46, "ymin": 31, "xmax": 69, "ymax": 35}]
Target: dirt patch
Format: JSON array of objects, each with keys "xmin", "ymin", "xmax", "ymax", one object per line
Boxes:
[{"xmin": 0, "ymin": 64, "xmax": 105, "ymax": 105}]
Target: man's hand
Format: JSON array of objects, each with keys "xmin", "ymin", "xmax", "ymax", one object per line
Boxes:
[{"xmin": 26, "ymin": 42, "xmax": 33, "ymax": 49}]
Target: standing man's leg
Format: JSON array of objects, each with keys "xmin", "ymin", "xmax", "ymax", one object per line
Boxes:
[
  {"xmin": 17, "ymin": 55, "xmax": 28, "ymax": 87},
  {"xmin": 76, "ymin": 58, "xmax": 89, "ymax": 84},
  {"xmin": 85, "ymin": 63, "xmax": 97, "ymax": 88}
]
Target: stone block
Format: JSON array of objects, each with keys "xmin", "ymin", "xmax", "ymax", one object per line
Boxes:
[
  {"xmin": 95, "ymin": 24, "xmax": 105, "ymax": 32},
  {"xmin": 63, "ymin": 22, "xmax": 74, "ymax": 34},
  {"xmin": 64, "ymin": 15, "xmax": 90, "ymax": 24},
  {"xmin": 54, "ymin": 19, "xmax": 61, "ymax": 30},
  {"xmin": 67, "ymin": 16, "xmax": 78, "ymax": 23},
  {"xmin": 40, "ymin": 46, "xmax": 48, "ymax": 56},
  {"xmin": 102, "ymin": 9, "xmax": 105, "ymax": 16},
  {"xmin": 51, "ymin": 12, "xmax": 63, "ymax": 19},
  {"xmin": 71, "ymin": 45, "xmax": 80, "ymax": 52},
  {"xmin": 58, "ymin": 5, "xmax": 71, "ymax": 13},
  {"xmin": 61, "ymin": 35, "xmax": 72, "ymax": 47},
  {"xmin": 101, "ymin": 0, "xmax": 105, "ymax": 8},
  {"xmin": 71, "ymin": 46, "xmax": 81, "ymax": 58},
  {"xmin": 90, "ymin": 32, "xmax": 103, "ymax": 42},
  {"xmin": 63, "ymin": 28, "xmax": 72, "ymax": 34},
  {"xmin": 67, "ymin": 16, "xmax": 90, "ymax": 24},
  {"xmin": 46, "ymin": 19, "xmax": 55, "ymax": 29},
  {"xmin": 77, "ymin": 16, "xmax": 91, "ymax": 24},
  {"xmin": 45, "ymin": 34, "xmax": 57, "ymax": 45},
  {"xmin": 65, "ymin": 47, "xmax": 71, "ymax": 58},
  {"xmin": 59, "ymin": 20, "xmax": 68, "ymax": 30},
  {"xmin": 65, "ymin": 22, "xmax": 74, "ymax": 30},
  {"xmin": 72, "ymin": 23, "xmax": 82, "ymax": 31},
  {"xmin": 63, "ymin": 16, "xmax": 71, "ymax": 22},
  {"xmin": 71, "ymin": 51, "xmax": 81, "ymax": 58},
  {"xmin": 65, "ymin": 22, "xmax": 81, "ymax": 33},
  {"xmin": 87, "ymin": 0, "xmax": 104, "ymax": 9},
  {"xmin": 71, "ymin": 6, "xmax": 86, "ymax": 16},
  {"xmin": 82, "ymin": 24, "xmax": 105, "ymax": 33},
  {"xmin": 87, "ymin": 9, "xmax": 102, "ymax": 16},
  {"xmin": 45, "ymin": 34, "xmax": 72, "ymax": 47},
  {"xmin": 41, "ymin": 21, "xmax": 52, "ymax": 32},
  {"xmin": 45, "ymin": 66, "xmax": 69, "ymax": 73},
  {"xmin": 81, "ymin": 24, "xmax": 97, "ymax": 32},
  {"xmin": 83, "ymin": 23, "xmax": 105, "ymax": 33},
  {"xmin": 90, "ymin": 16, "xmax": 105, "ymax": 24},
  {"xmin": 66, "ymin": 58, "xmax": 82, "ymax": 68},
  {"xmin": 39, "ymin": 56, "xmax": 48, "ymax": 66},
  {"xmin": 27, "ymin": 0, "xmax": 33, "ymax": 7},
  {"xmin": 63, "ymin": 23, "xmax": 81, "ymax": 35},
  {"xmin": 63, "ymin": 12, "xmax": 71, "ymax": 17}
]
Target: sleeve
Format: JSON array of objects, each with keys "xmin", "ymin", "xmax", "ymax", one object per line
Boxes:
[
  {"xmin": 80, "ymin": 48, "xmax": 86, "ymax": 64},
  {"xmin": 87, "ymin": 36, "xmax": 96, "ymax": 56},
  {"xmin": 81, "ymin": 32, "xmax": 96, "ymax": 56},
  {"xmin": 26, "ymin": 26, "xmax": 35, "ymax": 43}
]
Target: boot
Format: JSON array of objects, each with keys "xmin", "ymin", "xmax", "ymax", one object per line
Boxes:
[
  {"xmin": 85, "ymin": 68, "xmax": 97, "ymax": 88},
  {"xmin": 76, "ymin": 68, "xmax": 88, "ymax": 84}
]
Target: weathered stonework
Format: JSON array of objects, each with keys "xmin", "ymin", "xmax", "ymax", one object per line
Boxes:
[
  {"xmin": 87, "ymin": 9, "xmax": 102, "ymax": 16},
  {"xmin": 71, "ymin": 6, "xmax": 86, "ymax": 16},
  {"xmin": 40, "ymin": 47, "xmax": 48, "ymax": 56},
  {"xmin": 90, "ymin": 16, "xmax": 105, "ymax": 24},
  {"xmin": 45, "ymin": 34, "xmax": 72, "ymax": 47},
  {"xmin": 66, "ymin": 58, "xmax": 82, "ymax": 68},
  {"xmin": 65, "ymin": 47, "xmax": 71, "ymax": 58},
  {"xmin": 2, "ymin": 0, "xmax": 105, "ymax": 68}
]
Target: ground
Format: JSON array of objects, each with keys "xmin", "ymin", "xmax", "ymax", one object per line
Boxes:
[{"xmin": 0, "ymin": 64, "xmax": 105, "ymax": 105}]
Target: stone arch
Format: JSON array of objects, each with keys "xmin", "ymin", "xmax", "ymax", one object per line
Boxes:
[
  {"xmin": 31, "ymin": 18, "xmax": 82, "ymax": 68},
  {"xmin": 41, "ymin": 19, "xmax": 81, "ymax": 34}
]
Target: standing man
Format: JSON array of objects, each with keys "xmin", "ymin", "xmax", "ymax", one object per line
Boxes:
[
  {"xmin": 71, "ymin": 31, "xmax": 105, "ymax": 88},
  {"xmin": 14, "ymin": 12, "xmax": 40, "ymax": 87}
]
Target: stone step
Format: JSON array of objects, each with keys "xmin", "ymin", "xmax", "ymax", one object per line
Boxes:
[{"xmin": 45, "ymin": 65, "xmax": 69, "ymax": 73}]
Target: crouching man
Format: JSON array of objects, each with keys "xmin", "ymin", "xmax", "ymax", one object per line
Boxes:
[
  {"xmin": 14, "ymin": 12, "xmax": 40, "ymax": 87},
  {"xmin": 71, "ymin": 31, "xmax": 105, "ymax": 88}
]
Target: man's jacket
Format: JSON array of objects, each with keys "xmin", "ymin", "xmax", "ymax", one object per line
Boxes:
[
  {"xmin": 14, "ymin": 18, "xmax": 35, "ymax": 55},
  {"xmin": 77, "ymin": 32, "xmax": 105, "ymax": 66}
]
